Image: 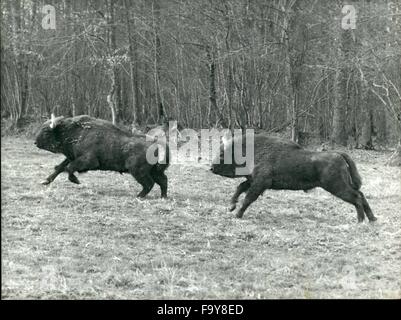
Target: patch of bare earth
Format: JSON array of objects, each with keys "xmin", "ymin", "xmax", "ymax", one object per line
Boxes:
[{"xmin": 1, "ymin": 138, "xmax": 400, "ymax": 299}]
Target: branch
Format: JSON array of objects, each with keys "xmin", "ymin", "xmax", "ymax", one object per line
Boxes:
[
  {"xmin": 370, "ymin": 86, "xmax": 388, "ymax": 107},
  {"xmin": 387, "ymin": 78, "xmax": 401, "ymax": 103}
]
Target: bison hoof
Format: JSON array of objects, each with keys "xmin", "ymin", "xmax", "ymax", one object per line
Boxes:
[
  {"xmin": 235, "ymin": 212, "xmax": 244, "ymax": 219},
  {"xmin": 41, "ymin": 180, "xmax": 51, "ymax": 185},
  {"xmin": 369, "ymin": 216, "xmax": 377, "ymax": 222},
  {"xmin": 68, "ymin": 176, "xmax": 80, "ymax": 184},
  {"xmin": 229, "ymin": 204, "xmax": 236, "ymax": 212}
]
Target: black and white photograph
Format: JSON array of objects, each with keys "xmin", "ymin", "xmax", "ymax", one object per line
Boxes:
[{"xmin": 1, "ymin": 0, "xmax": 400, "ymax": 302}]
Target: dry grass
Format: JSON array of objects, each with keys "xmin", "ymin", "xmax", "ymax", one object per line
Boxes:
[{"xmin": 1, "ymin": 137, "xmax": 401, "ymax": 299}]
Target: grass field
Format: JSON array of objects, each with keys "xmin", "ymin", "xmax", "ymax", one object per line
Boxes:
[{"xmin": 1, "ymin": 137, "xmax": 401, "ymax": 299}]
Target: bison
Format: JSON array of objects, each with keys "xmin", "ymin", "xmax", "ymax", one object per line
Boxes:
[
  {"xmin": 35, "ymin": 114, "xmax": 169, "ymax": 198},
  {"xmin": 211, "ymin": 133, "xmax": 377, "ymax": 222}
]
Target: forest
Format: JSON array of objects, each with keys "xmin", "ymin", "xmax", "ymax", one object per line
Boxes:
[
  {"xmin": 2, "ymin": 1, "xmax": 401, "ymax": 300},
  {"xmin": 1, "ymin": 0, "xmax": 401, "ymax": 163}
]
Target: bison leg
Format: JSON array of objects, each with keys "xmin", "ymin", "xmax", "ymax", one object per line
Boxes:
[
  {"xmin": 65, "ymin": 154, "xmax": 99, "ymax": 184},
  {"xmin": 151, "ymin": 171, "xmax": 168, "ymax": 198},
  {"xmin": 236, "ymin": 176, "xmax": 270, "ymax": 219},
  {"xmin": 229, "ymin": 179, "xmax": 251, "ymax": 212},
  {"xmin": 41, "ymin": 158, "xmax": 70, "ymax": 185},
  {"xmin": 324, "ymin": 186, "xmax": 366, "ymax": 222},
  {"xmin": 359, "ymin": 191, "xmax": 377, "ymax": 222},
  {"xmin": 127, "ymin": 156, "xmax": 156, "ymax": 198},
  {"xmin": 132, "ymin": 172, "xmax": 155, "ymax": 198},
  {"xmin": 320, "ymin": 168, "xmax": 372, "ymax": 222}
]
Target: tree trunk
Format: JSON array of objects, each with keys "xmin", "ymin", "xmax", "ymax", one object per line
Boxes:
[
  {"xmin": 152, "ymin": 0, "xmax": 163, "ymax": 123},
  {"xmin": 388, "ymin": 136, "xmax": 401, "ymax": 166},
  {"xmin": 10, "ymin": 0, "xmax": 29, "ymax": 126},
  {"xmin": 107, "ymin": 93, "xmax": 116, "ymax": 125},
  {"xmin": 359, "ymin": 83, "xmax": 374, "ymax": 149},
  {"xmin": 224, "ymin": 2, "xmax": 234, "ymax": 131},
  {"xmin": 284, "ymin": 2, "xmax": 306, "ymax": 143},
  {"xmin": 109, "ymin": 0, "xmax": 122, "ymax": 123},
  {"xmin": 332, "ymin": 29, "xmax": 353, "ymax": 146},
  {"xmin": 124, "ymin": 0, "xmax": 141, "ymax": 124},
  {"xmin": 72, "ymin": 34, "xmax": 79, "ymax": 116},
  {"xmin": 290, "ymin": 90, "xmax": 299, "ymax": 142},
  {"xmin": 376, "ymin": 107, "xmax": 387, "ymax": 146},
  {"xmin": 282, "ymin": 9, "xmax": 293, "ymax": 137},
  {"xmin": 206, "ymin": 48, "xmax": 219, "ymax": 127}
]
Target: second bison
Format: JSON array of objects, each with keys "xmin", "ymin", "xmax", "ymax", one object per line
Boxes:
[{"xmin": 211, "ymin": 133, "xmax": 377, "ymax": 222}]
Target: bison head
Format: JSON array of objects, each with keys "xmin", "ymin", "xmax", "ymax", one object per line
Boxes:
[
  {"xmin": 210, "ymin": 162, "xmax": 237, "ymax": 177},
  {"xmin": 210, "ymin": 134, "xmax": 237, "ymax": 177},
  {"xmin": 211, "ymin": 132, "xmax": 254, "ymax": 178},
  {"xmin": 35, "ymin": 114, "xmax": 64, "ymax": 153}
]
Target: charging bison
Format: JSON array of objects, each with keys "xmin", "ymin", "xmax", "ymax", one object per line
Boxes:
[
  {"xmin": 211, "ymin": 133, "xmax": 377, "ymax": 223},
  {"xmin": 35, "ymin": 114, "xmax": 169, "ymax": 198}
]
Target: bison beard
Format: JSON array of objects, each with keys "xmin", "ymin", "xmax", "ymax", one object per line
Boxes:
[
  {"xmin": 35, "ymin": 115, "xmax": 169, "ymax": 198},
  {"xmin": 211, "ymin": 134, "xmax": 377, "ymax": 223}
]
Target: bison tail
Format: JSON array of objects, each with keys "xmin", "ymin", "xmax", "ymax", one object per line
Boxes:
[{"xmin": 339, "ymin": 152, "xmax": 362, "ymax": 190}]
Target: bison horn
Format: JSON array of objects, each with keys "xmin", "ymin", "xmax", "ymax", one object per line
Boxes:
[{"xmin": 49, "ymin": 113, "xmax": 62, "ymax": 129}]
